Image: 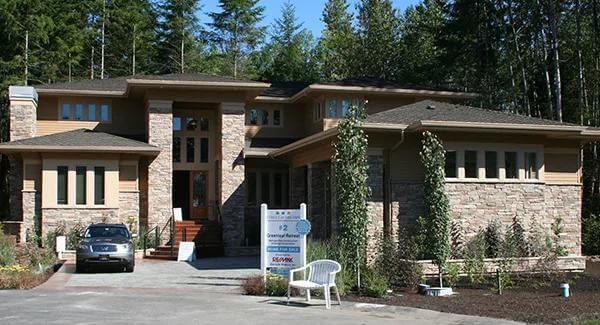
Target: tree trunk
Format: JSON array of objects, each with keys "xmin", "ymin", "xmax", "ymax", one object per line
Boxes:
[
  {"xmin": 539, "ymin": 26, "xmax": 553, "ymax": 119},
  {"xmin": 548, "ymin": 0, "xmax": 562, "ymax": 122},
  {"xmin": 101, "ymin": 0, "xmax": 106, "ymax": 80},
  {"xmin": 24, "ymin": 30, "xmax": 28, "ymax": 85},
  {"xmin": 507, "ymin": 0, "xmax": 531, "ymax": 116},
  {"xmin": 181, "ymin": 31, "xmax": 185, "ymax": 74},
  {"xmin": 575, "ymin": 0, "xmax": 589, "ymax": 125},
  {"xmin": 132, "ymin": 24, "xmax": 136, "ymax": 76},
  {"xmin": 91, "ymin": 46, "xmax": 95, "ymax": 80}
]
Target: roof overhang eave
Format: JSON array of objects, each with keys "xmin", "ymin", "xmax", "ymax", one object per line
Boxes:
[
  {"xmin": 0, "ymin": 145, "xmax": 160, "ymax": 156},
  {"xmin": 35, "ymin": 88, "xmax": 126, "ymax": 97},
  {"xmin": 126, "ymin": 79, "xmax": 271, "ymax": 90}
]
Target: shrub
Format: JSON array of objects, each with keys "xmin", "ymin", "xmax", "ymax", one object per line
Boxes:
[
  {"xmin": 66, "ymin": 223, "xmax": 85, "ymax": 250},
  {"xmin": 504, "ymin": 216, "xmax": 529, "ymax": 258},
  {"xmin": 450, "ymin": 220, "xmax": 464, "ymax": 259},
  {"xmin": 444, "ymin": 263, "xmax": 460, "ymax": 288},
  {"xmin": 0, "ymin": 230, "xmax": 15, "ymax": 267},
  {"xmin": 583, "ymin": 215, "xmax": 600, "ymax": 255},
  {"xmin": 307, "ymin": 239, "xmax": 331, "ymax": 263},
  {"xmin": 265, "ymin": 274, "xmax": 288, "ymax": 296},
  {"xmin": 360, "ymin": 267, "xmax": 389, "ymax": 298},
  {"xmin": 242, "ymin": 275, "xmax": 265, "ymax": 295},
  {"xmin": 485, "ymin": 220, "xmax": 503, "ymax": 258},
  {"xmin": 463, "ymin": 230, "xmax": 486, "ymax": 285}
]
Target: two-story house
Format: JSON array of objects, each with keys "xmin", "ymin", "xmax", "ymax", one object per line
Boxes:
[{"xmin": 2, "ymin": 74, "xmax": 598, "ymax": 262}]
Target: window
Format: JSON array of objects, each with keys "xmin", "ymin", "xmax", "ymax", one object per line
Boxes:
[
  {"xmin": 247, "ymin": 172, "xmax": 257, "ymax": 205},
  {"xmin": 61, "ymin": 104, "xmax": 70, "ymax": 120},
  {"xmin": 273, "ymin": 110, "xmax": 281, "ymax": 126},
  {"xmin": 57, "ymin": 166, "xmax": 68, "ymax": 205},
  {"xmin": 260, "ymin": 172, "xmax": 270, "ymax": 204},
  {"xmin": 525, "ymin": 152, "xmax": 538, "ymax": 179},
  {"xmin": 341, "ymin": 100, "xmax": 350, "ymax": 117},
  {"xmin": 314, "ymin": 102, "xmax": 322, "ymax": 120},
  {"xmin": 186, "ymin": 137, "xmax": 195, "ymax": 163},
  {"xmin": 200, "ymin": 138, "xmax": 209, "ymax": 163},
  {"xmin": 444, "ymin": 151, "xmax": 457, "ymax": 178},
  {"xmin": 186, "ymin": 117, "xmax": 196, "ymax": 131},
  {"xmin": 505, "ymin": 151, "xmax": 518, "ymax": 179},
  {"xmin": 199, "ymin": 117, "xmax": 209, "ymax": 131},
  {"xmin": 260, "ymin": 110, "xmax": 269, "ymax": 125},
  {"xmin": 173, "ymin": 137, "xmax": 181, "ymax": 163},
  {"xmin": 75, "ymin": 104, "xmax": 83, "ymax": 120},
  {"xmin": 88, "ymin": 104, "xmax": 96, "ymax": 121},
  {"xmin": 94, "ymin": 167, "xmax": 105, "ymax": 205},
  {"xmin": 249, "ymin": 109, "xmax": 258, "ymax": 125},
  {"xmin": 100, "ymin": 104, "xmax": 110, "ymax": 121},
  {"xmin": 327, "ymin": 100, "xmax": 337, "ymax": 117},
  {"xmin": 76, "ymin": 167, "xmax": 86, "ymax": 205},
  {"xmin": 485, "ymin": 151, "xmax": 498, "ymax": 178},
  {"xmin": 173, "ymin": 117, "xmax": 182, "ymax": 131},
  {"xmin": 464, "ymin": 150, "xmax": 478, "ymax": 178}
]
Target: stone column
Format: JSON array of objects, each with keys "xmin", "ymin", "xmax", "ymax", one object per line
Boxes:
[
  {"xmin": 220, "ymin": 102, "xmax": 246, "ymax": 252},
  {"xmin": 367, "ymin": 152, "xmax": 385, "ymax": 257},
  {"xmin": 8, "ymin": 86, "xmax": 38, "ymax": 242},
  {"xmin": 145, "ymin": 100, "xmax": 173, "ymax": 229},
  {"xmin": 289, "ymin": 166, "xmax": 306, "ymax": 207}
]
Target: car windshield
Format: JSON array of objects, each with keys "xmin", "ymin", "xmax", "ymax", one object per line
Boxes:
[{"xmin": 84, "ymin": 226, "xmax": 129, "ymax": 239}]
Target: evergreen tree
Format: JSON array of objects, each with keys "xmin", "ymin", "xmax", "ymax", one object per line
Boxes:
[
  {"xmin": 318, "ymin": 0, "xmax": 354, "ymax": 81},
  {"xmin": 353, "ymin": 0, "xmax": 400, "ymax": 80},
  {"xmin": 257, "ymin": 1, "xmax": 317, "ymax": 82},
  {"xmin": 209, "ymin": 0, "xmax": 266, "ymax": 79}
]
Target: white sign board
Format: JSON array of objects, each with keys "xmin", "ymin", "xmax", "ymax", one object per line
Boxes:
[
  {"xmin": 56, "ymin": 236, "xmax": 66, "ymax": 259},
  {"xmin": 261, "ymin": 203, "xmax": 310, "ymax": 277},
  {"xmin": 177, "ymin": 241, "xmax": 196, "ymax": 262},
  {"xmin": 173, "ymin": 208, "xmax": 183, "ymax": 222}
]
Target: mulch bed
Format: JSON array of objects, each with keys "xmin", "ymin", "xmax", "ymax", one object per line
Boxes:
[
  {"xmin": 0, "ymin": 260, "xmax": 64, "ymax": 290},
  {"xmin": 347, "ymin": 269, "xmax": 600, "ymax": 324}
]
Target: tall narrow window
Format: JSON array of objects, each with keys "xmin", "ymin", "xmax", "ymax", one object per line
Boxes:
[
  {"xmin": 173, "ymin": 137, "xmax": 181, "ymax": 163},
  {"xmin": 199, "ymin": 117, "xmax": 209, "ymax": 131},
  {"xmin": 485, "ymin": 151, "xmax": 498, "ymax": 178},
  {"xmin": 464, "ymin": 150, "xmax": 478, "ymax": 178},
  {"xmin": 200, "ymin": 138, "xmax": 208, "ymax": 163},
  {"xmin": 76, "ymin": 166, "xmax": 86, "ymax": 205},
  {"xmin": 186, "ymin": 137, "xmax": 195, "ymax": 163},
  {"xmin": 525, "ymin": 152, "xmax": 538, "ymax": 179},
  {"xmin": 75, "ymin": 104, "xmax": 84, "ymax": 120},
  {"xmin": 261, "ymin": 172, "xmax": 270, "ymax": 204},
  {"xmin": 341, "ymin": 99, "xmax": 350, "ymax": 117},
  {"xmin": 273, "ymin": 110, "xmax": 281, "ymax": 126},
  {"xmin": 274, "ymin": 173, "xmax": 283, "ymax": 206},
  {"xmin": 249, "ymin": 109, "xmax": 258, "ymax": 125},
  {"xmin": 444, "ymin": 151, "xmax": 457, "ymax": 178},
  {"xmin": 61, "ymin": 104, "xmax": 71, "ymax": 120},
  {"xmin": 327, "ymin": 100, "xmax": 337, "ymax": 117},
  {"xmin": 261, "ymin": 110, "xmax": 269, "ymax": 125},
  {"xmin": 100, "ymin": 104, "xmax": 110, "ymax": 121},
  {"xmin": 94, "ymin": 167, "xmax": 105, "ymax": 205},
  {"xmin": 505, "ymin": 152, "xmax": 518, "ymax": 179},
  {"xmin": 88, "ymin": 104, "xmax": 96, "ymax": 121},
  {"xmin": 247, "ymin": 172, "xmax": 257, "ymax": 205},
  {"xmin": 173, "ymin": 117, "xmax": 182, "ymax": 131},
  {"xmin": 57, "ymin": 166, "xmax": 68, "ymax": 205}
]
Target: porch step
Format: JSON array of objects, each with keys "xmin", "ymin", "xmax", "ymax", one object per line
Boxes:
[{"xmin": 144, "ymin": 219, "xmax": 224, "ymax": 260}]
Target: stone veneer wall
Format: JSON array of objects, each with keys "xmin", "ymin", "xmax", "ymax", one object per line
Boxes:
[
  {"xmin": 391, "ymin": 182, "xmax": 582, "ymax": 255},
  {"xmin": 42, "ymin": 208, "xmax": 121, "ymax": 231},
  {"xmin": 220, "ymin": 103, "xmax": 246, "ymax": 252},
  {"xmin": 290, "ymin": 166, "xmax": 306, "ymax": 207},
  {"xmin": 119, "ymin": 191, "xmax": 140, "ymax": 232},
  {"xmin": 308, "ymin": 162, "xmax": 329, "ymax": 240},
  {"xmin": 146, "ymin": 100, "xmax": 173, "ymax": 230},
  {"xmin": 21, "ymin": 190, "xmax": 41, "ymax": 241},
  {"xmin": 366, "ymin": 154, "xmax": 384, "ymax": 257}
]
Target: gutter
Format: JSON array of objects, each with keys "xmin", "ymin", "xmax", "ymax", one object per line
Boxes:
[
  {"xmin": 0, "ymin": 145, "xmax": 160, "ymax": 156},
  {"xmin": 126, "ymin": 79, "xmax": 271, "ymax": 89}
]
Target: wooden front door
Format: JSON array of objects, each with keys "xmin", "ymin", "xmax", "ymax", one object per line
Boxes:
[{"xmin": 190, "ymin": 171, "xmax": 208, "ymax": 219}]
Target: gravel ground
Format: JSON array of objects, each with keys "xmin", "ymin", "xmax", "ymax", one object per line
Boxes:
[{"xmin": 348, "ymin": 261, "xmax": 600, "ymax": 325}]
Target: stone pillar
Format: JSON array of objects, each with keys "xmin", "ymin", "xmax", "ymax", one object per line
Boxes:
[
  {"xmin": 289, "ymin": 166, "xmax": 306, "ymax": 207},
  {"xmin": 8, "ymin": 86, "xmax": 38, "ymax": 242},
  {"xmin": 367, "ymin": 152, "xmax": 385, "ymax": 257},
  {"xmin": 220, "ymin": 102, "xmax": 246, "ymax": 252},
  {"xmin": 145, "ymin": 100, "xmax": 173, "ymax": 229}
]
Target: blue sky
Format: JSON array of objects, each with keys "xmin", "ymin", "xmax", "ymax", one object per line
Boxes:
[{"xmin": 197, "ymin": 0, "xmax": 421, "ymax": 37}]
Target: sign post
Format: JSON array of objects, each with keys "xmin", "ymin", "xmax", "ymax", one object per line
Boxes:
[{"xmin": 261, "ymin": 203, "xmax": 310, "ymax": 283}]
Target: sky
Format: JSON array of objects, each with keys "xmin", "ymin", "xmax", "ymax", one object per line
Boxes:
[{"xmin": 197, "ymin": 0, "xmax": 421, "ymax": 37}]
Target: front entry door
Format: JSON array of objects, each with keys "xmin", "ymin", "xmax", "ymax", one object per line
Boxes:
[{"xmin": 190, "ymin": 171, "xmax": 208, "ymax": 219}]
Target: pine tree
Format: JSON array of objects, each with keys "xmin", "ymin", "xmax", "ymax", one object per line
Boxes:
[
  {"xmin": 318, "ymin": 0, "xmax": 354, "ymax": 81},
  {"xmin": 257, "ymin": 1, "xmax": 317, "ymax": 82},
  {"xmin": 209, "ymin": 0, "xmax": 265, "ymax": 79},
  {"xmin": 353, "ymin": 0, "xmax": 400, "ymax": 80}
]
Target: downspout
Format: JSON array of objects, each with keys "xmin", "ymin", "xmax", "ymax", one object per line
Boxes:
[{"xmin": 384, "ymin": 129, "xmax": 405, "ymax": 237}]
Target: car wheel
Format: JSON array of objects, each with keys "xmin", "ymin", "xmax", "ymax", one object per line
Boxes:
[
  {"xmin": 75, "ymin": 262, "xmax": 86, "ymax": 273},
  {"xmin": 125, "ymin": 262, "xmax": 134, "ymax": 273}
]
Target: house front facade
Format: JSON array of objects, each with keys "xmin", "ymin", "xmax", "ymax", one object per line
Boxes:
[{"xmin": 2, "ymin": 74, "xmax": 599, "ymax": 261}]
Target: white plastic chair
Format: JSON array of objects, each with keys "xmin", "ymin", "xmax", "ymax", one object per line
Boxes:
[{"xmin": 287, "ymin": 259, "xmax": 342, "ymax": 309}]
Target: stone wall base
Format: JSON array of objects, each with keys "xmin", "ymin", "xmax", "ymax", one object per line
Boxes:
[
  {"xmin": 418, "ymin": 256, "xmax": 587, "ymax": 276},
  {"xmin": 41, "ymin": 208, "xmax": 122, "ymax": 234}
]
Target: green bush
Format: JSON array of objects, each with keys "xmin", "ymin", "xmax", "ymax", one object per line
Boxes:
[
  {"xmin": 66, "ymin": 223, "xmax": 84, "ymax": 250},
  {"xmin": 361, "ymin": 267, "xmax": 389, "ymax": 298},
  {"xmin": 444, "ymin": 263, "xmax": 460, "ymax": 288},
  {"xmin": 583, "ymin": 215, "xmax": 600, "ymax": 255},
  {"xmin": 306, "ymin": 238, "xmax": 353, "ymax": 295},
  {"xmin": 0, "ymin": 229, "xmax": 15, "ymax": 267},
  {"xmin": 265, "ymin": 274, "xmax": 288, "ymax": 296}
]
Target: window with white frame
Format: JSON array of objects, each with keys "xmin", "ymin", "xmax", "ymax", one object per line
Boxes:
[
  {"xmin": 246, "ymin": 108, "xmax": 282, "ymax": 127},
  {"xmin": 60, "ymin": 101, "xmax": 111, "ymax": 122},
  {"xmin": 444, "ymin": 145, "xmax": 542, "ymax": 182}
]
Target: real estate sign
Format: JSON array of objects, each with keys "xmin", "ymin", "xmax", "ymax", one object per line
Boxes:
[{"xmin": 261, "ymin": 203, "xmax": 310, "ymax": 277}]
